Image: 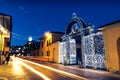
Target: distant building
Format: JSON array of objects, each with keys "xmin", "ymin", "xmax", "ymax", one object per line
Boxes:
[
  {"xmin": 23, "ymin": 40, "xmax": 40, "ymax": 56},
  {"xmin": 30, "ymin": 41, "xmax": 40, "ymax": 56},
  {"xmin": 0, "ymin": 13, "xmax": 12, "ymax": 64},
  {"xmin": 98, "ymin": 20, "xmax": 120, "ymax": 72},
  {"xmin": 39, "ymin": 32, "xmax": 64, "ymax": 62},
  {"xmin": 10, "ymin": 46, "xmax": 23, "ymax": 55}
]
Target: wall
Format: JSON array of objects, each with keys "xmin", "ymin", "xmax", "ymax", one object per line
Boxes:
[
  {"xmin": 102, "ymin": 22, "xmax": 120, "ymax": 71},
  {"xmin": 50, "ymin": 42, "xmax": 59, "ymax": 63}
]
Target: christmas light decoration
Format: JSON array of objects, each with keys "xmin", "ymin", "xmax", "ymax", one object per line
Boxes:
[{"xmin": 83, "ymin": 32, "xmax": 105, "ymax": 68}]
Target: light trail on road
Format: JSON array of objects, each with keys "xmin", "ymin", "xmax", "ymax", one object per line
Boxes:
[
  {"xmin": 17, "ymin": 58, "xmax": 88, "ymax": 80},
  {"xmin": 16, "ymin": 59, "xmax": 51, "ymax": 80}
]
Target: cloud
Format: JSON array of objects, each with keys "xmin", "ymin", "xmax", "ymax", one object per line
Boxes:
[{"xmin": 19, "ymin": 6, "xmax": 24, "ymax": 10}]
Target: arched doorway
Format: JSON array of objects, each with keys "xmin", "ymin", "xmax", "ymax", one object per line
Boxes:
[
  {"xmin": 117, "ymin": 37, "xmax": 120, "ymax": 71},
  {"xmin": 62, "ymin": 13, "xmax": 94, "ymax": 65}
]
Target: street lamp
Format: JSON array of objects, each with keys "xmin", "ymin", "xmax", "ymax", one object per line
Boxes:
[
  {"xmin": 28, "ymin": 36, "xmax": 32, "ymax": 56},
  {"xmin": 45, "ymin": 32, "xmax": 51, "ymax": 62},
  {"xmin": 28, "ymin": 36, "xmax": 32, "ymax": 42}
]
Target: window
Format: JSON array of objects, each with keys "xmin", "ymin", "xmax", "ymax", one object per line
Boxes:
[
  {"xmin": 4, "ymin": 41, "xmax": 10, "ymax": 47},
  {"xmin": 4, "ymin": 38, "xmax": 10, "ymax": 47},
  {"xmin": 41, "ymin": 52, "xmax": 43, "ymax": 56},
  {"xmin": 41, "ymin": 42, "xmax": 43, "ymax": 48},
  {"xmin": 47, "ymin": 51, "xmax": 50, "ymax": 56},
  {"xmin": 47, "ymin": 41, "xmax": 49, "ymax": 46}
]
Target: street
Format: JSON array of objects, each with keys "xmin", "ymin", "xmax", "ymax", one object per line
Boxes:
[
  {"xmin": 0, "ymin": 57, "xmax": 120, "ymax": 80},
  {"xmin": 16, "ymin": 58, "xmax": 86, "ymax": 80}
]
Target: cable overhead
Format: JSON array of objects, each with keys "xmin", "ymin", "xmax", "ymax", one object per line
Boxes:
[
  {"xmin": 12, "ymin": 35, "xmax": 27, "ymax": 40},
  {"xmin": 12, "ymin": 32, "xmax": 28, "ymax": 38},
  {"xmin": 11, "ymin": 32, "xmax": 40, "ymax": 41}
]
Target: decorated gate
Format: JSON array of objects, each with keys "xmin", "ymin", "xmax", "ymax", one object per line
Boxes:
[{"xmin": 62, "ymin": 13, "xmax": 106, "ymax": 69}]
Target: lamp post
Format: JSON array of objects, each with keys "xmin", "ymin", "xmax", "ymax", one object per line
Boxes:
[
  {"xmin": 28, "ymin": 36, "xmax": 32, "ymax": 56},
  {"xmin": 45, "ymin": 32, "xmax": 51, "ymax": 62}
]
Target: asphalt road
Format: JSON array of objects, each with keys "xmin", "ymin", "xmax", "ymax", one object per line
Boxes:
[{"xmin": 17, "ymin": 58, "xmax": 86, "ymax": 80}]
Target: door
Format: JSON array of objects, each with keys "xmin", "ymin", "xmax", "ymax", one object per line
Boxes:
[{"xmin": 117, "ymin": 37, "xmax": 120, "ymax": 71}]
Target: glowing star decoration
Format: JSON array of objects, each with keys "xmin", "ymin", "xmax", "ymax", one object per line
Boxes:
[{"xmin": 19, "ymin": 6, "xmax": 24, "ymax": 10}]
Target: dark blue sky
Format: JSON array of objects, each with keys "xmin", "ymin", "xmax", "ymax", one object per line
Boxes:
[{"xmin": 0, "ymin": 0, "xmax": 120, "ymax": 46}]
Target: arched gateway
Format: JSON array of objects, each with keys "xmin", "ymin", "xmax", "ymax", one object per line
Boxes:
[
  {"xmin": 62, "ymin": 13, "xmax": 94, "ymax": 66},
  {"xmin": 62, "ymin": 13, "xmax": 106, "ymax": 69}
]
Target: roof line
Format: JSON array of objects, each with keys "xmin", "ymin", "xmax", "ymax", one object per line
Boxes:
[
  {"xmin": 0, "ymin": 12, "xmax": 12, "ymax": 17},
  {"xmin": 98, "ymin": 20, "xmax": 120, "ymax": 29}
]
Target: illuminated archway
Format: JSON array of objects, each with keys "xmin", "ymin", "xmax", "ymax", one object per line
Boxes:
[
  {"xmin": 62, "ymin": 13, "xmax": 94, "ymax": 65},
  {"xmin": 65, "ymin": 13, "xmax": 90, "ymax": 35},
  {"xmin": 117, "ymin": 37, "xmax": 120, "ymax": 71},
  {"xmin": 65, "ymin": 13, "xmax": 88, "ymax": 64}
]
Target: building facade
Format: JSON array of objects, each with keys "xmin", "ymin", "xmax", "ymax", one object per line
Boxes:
[
  {"xmin": 0, "ymin": 13, "xmax": 12, "ymax": 64},
  {"xmin": 39, "ymin": 32, "xmax": 64, "ymax": 62},
  {"xmin": 30, "ymin": 41, "xmax": 40, "ymax": 56},
  {"xmin": 23, "ymin": 40, "xmax": 40, "ymax": 56},
  {"xmin": 99, "ymin": 20, "xmax": 120, "ymax": 72}
]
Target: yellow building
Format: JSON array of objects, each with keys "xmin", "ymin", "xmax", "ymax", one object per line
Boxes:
[
  {"xmin": 39, "ymin": 32, "xmax": 64, "ymax": 62},
  {"xmin": 0, "ymin": 13, "xmax": 12, "ymax": 64},
  {"xmin": 99, "ymin": 20, "xmax": 120, "ymax": 72},
  {"xmin": 50, "ymin": 41, "xmax": 61, "ymax": 63}
]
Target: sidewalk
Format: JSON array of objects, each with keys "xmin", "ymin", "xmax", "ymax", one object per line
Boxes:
[
  {"xmin": 0, "ymin": 63, "xmax": 13, "ymax": 80},
  {"xmin": 68, "ymin": 65, "xmax": 120, "ymax": 78}
]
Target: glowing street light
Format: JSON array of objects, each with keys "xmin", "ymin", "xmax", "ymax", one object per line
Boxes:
[
  {"xmin": 28, "ymin": 36, "xmax": 32, "ymax": 42},
  {"xmin": 45, "ymin": 32, "xmax": 52, "ymax": 40},
  {"xmin": 28, "ymin": 36, "xmax": 32, "ymax": 56}
]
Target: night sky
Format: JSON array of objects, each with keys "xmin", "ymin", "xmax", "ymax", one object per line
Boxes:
[{"xmin": 0, "ymin": 0, "xmax": 120, "ymax": 46}]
